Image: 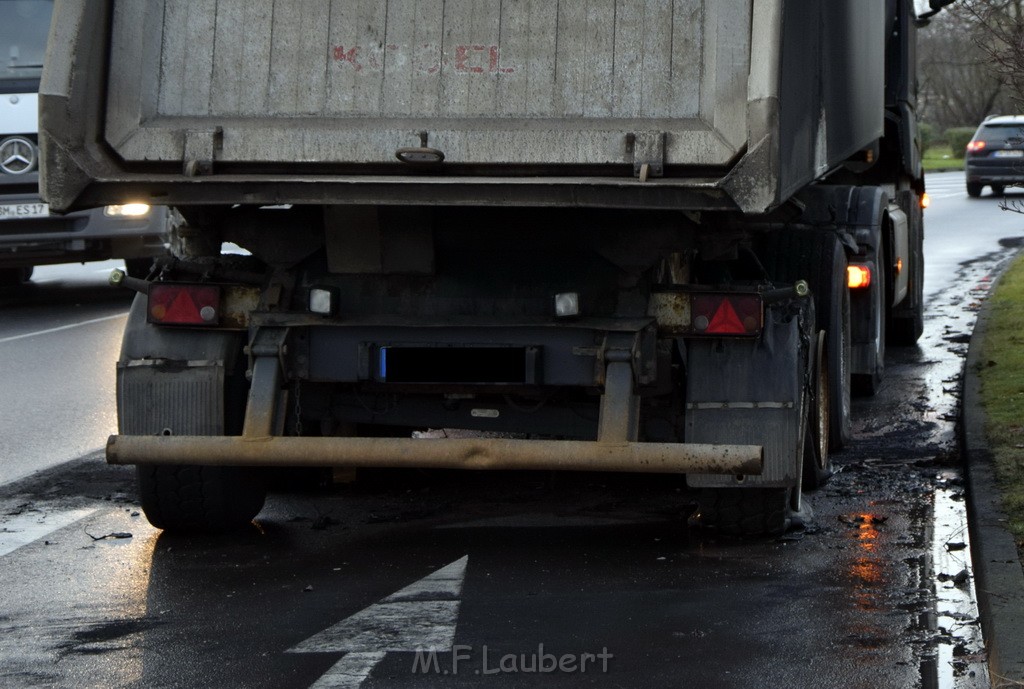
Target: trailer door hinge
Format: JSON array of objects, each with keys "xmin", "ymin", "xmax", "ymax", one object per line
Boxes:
[
  {"xmin": 182, "ymin": 127, "xmax": 223, "ymax": 176},
  {"xmin": 631, "ymin": 131, "xmax": 666, "ymax": 181}
]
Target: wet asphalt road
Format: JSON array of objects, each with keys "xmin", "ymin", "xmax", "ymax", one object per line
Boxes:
[{"xmin": 0, "ymin": 172, "xmax": 1022, "ymax": 688}]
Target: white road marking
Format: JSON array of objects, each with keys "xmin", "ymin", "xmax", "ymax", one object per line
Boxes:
[
  {"xmin": 0, "ymin": 507, "xmax": 100, "ymax": 557},
  {"xmin": 309, "ymin": 652, "xmax": 387, "ymax": 689},
  {"xmin": 291, "ymin": 555, "xmax": 469, "ymax": 688},
  {"xmin": 0, "ymin": 313, "xmax": 127, "ymax": 344}
]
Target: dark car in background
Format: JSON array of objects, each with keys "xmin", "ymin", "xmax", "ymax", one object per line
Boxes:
[
  {"xmin": 965, "ymin": 115, "xmax": 1024, "ymax": 198},
  {"xmin": 0, "ymin": 0, "xmax": 167, "ymax": 287}
]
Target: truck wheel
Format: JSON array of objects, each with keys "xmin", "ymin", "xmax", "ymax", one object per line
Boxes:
[
  {"xmin": 966, "ymin": 183, "xmax": 983, "ymax": 198},
  {"xmin": 818, "ymin": 237, "xmax": 852, "ymax": 450},
  {"xmin": 804, "ymin": 332, "xmax": 833, "ymax": 490},
  {"xmin": 137, "ymin": 464, "xmax": 266, "ymax": 533},
  {"xmin": 698, "ymin": 488, "xmax": 791, "ymax": 537},
  {"xmin": 756, "ymin": 231, "xmax": 851, "ymax": 450},
  {"xmin": 991, "ymin": 184, "xmax": 1005, "ymax": 197}
]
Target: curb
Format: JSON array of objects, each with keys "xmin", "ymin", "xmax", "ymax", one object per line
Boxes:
[{"xmin": 963, "ymin": 268, "xmax": 1024, "ymax": 687}]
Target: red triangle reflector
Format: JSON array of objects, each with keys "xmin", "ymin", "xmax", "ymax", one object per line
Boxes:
[
  {"xmin": 707, "ymin": 299, "xmax": 745, "ymax": 334},
  {"xmin": 165, "ymin": 289, "xmax": 201, "ymax": 323}
]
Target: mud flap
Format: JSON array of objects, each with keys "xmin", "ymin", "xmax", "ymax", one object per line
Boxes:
[
  {"xmin": 686, "ymin": 308, "xmax": 805, "ymax": 489},
  {"xmin": 117, "ymin": 360, "xmax": 225, "ymax": 436}
]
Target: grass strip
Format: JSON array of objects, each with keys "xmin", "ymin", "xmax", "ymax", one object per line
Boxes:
[
  {"xmin": 923, "ymin": 145, "xmax": 963, "ymax": 172},
  {"xmin": 979, "ymin": 252, "xmax": 1024, "ymax": 548}
]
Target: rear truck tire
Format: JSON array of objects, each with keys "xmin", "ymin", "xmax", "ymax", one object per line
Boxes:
[
  {"xmin": 118, "ymin": 293, "xmax": 266, "ymax": 532},
  {"xmin": 966, "ymin": 182, "xmax": 983, "ymax": 198},
  {"xmin": 817, "ymin": 236, "xmax": 852, "ymax": 451},
  {"xmin": 991, "ymin": 184, "xmax": 1006, "ymax": 197},
  {"xmin": 755, "ymin": 230, "xmax": 851, "ymax": 450},
  {"xmin": 803, "ymin": 331, "xmax": 833, "ymax": 490},
  {"xmin": 698, "ymin": 487, "xmax": 792, "ymax": 537},
  {"xmin": 137, "ymin": 464, "xmax": 266, "ymax": 532}
]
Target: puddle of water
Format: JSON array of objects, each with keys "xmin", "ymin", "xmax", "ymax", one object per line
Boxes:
[{"xmin": 930, "ymin": 471, "xmax": 988, "ymax": 689}]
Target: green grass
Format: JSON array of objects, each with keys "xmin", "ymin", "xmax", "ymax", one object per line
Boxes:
[
  {"xmin": 923, "ymin": 144, "xmax": 963, "ymax": 172},
  {"xmin": 979, "ymin": 254, "xmax": 1024, "ymax": 547}
]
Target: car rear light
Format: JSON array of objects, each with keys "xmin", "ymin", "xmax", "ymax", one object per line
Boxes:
[
  {"xmin": 848, "ymin": 265, "xmax": 872, "ymax": 290},
  {"xmin": 148, "ymin": 283, "xmax": 222, "ymax": 325},
  {"xmin": 966, "ymin": 140, "xmax": 986, "ymax": 153}
]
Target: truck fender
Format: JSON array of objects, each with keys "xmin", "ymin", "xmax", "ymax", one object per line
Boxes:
[{"xmin": 117, "ymin": 293, "xmax": 246, "ymax": 437}]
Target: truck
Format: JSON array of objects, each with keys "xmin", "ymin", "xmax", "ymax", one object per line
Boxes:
[
  {"xmin": 39, "ymin": 0, "xmax": 938, "ymax": 535},
  {"xmin": 1, "ymin": 0, "xmax": 167, "ymax": 287}
]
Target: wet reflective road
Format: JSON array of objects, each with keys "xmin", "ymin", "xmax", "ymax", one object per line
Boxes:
[{"xmin": 0, "ymin": 173, "xmax": 1021, "ymax": 688}]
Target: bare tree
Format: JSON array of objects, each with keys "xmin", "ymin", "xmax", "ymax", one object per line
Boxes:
[
  {"xmin": 955, "ymin": 0, "xmax": 1024, "ymax": 107},
  {"xmin": 917, "ymin": 6, "xmax": 1017, "ymax": 132},
  {"xmin": 918, "ymin": 10, "xmax": 1012, "ymax": 131},
  {"xmin": 954, "ymin": 0, "xmax": 1024, "ymax": 211}
]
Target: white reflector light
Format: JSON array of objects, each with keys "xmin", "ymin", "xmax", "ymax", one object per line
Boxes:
[
  {"xmin": 309, "ymin": 288, "xmax": 335, "ymax": 315},
  {"xmin": 554, "ymin": 292, "xmax": 580, "ymax": 318}
]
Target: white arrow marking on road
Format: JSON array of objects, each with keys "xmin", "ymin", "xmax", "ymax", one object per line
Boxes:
[{"xmin": 290, "ymin": 555, "xmax": 469, "ymax": 689}]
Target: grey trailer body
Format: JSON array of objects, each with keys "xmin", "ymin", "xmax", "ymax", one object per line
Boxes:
[
  {"xmin": 39, "ymin": 0, "xmax": 930, "ymax": 535},
  {"xmin": 41, "ymin": 0, "xmax": 885, "ymax": 215}
]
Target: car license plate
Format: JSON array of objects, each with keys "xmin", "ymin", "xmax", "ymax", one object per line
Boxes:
[
  {"xmin": 993, "ymin": 150, "xmax": 1024, "ymax": 158},
  {"xmin": 0, "ymin": 202, "xmax": 49, "ymax": 220}
]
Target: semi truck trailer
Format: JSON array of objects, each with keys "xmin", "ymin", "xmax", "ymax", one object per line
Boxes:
[{"xmin": 39, "ymin": 0, "xmax": 935, "ymax": 535}]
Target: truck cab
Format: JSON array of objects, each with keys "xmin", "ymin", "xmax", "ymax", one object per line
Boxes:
[{"xmin": 0, "ymin": 0, "xmax": 167, "ymax": 286}]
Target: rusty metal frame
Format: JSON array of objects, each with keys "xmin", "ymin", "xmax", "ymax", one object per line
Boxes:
[{"xmin": 106, "ymin": 434, "xmax": 762, "ymax": 476}]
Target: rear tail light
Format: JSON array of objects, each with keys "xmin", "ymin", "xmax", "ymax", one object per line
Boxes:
[
  {"xmin": 649, "ymin": 291, "xmax": 763, "ymax": 337},
  {"xmin": 966, "ymin": 140, "xmax": 986, "ymax": 154},
  {"xmin": 847, "ymin": 264, "xmax": 872, "ymax": 290},
  {"xmin": 148, "ymin": 283, "xmax": 222, "ymax": 325}
]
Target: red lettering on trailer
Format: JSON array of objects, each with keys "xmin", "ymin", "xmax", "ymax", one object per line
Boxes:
[
  {"xmin": 330, "ymin": 44, "xmax": 514, "ymax": 75},
  {"xmin": 331, "ymin": 45, "xmax": 362, "ymax": 71},
  {"xmin": 455, "ymin": 45, "xmax": 515, "ymax": 74}
]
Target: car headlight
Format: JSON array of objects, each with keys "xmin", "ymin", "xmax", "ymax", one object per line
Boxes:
[{"xmin": 104, "ymin": 203, "xmax": 151, "ymax": 217}]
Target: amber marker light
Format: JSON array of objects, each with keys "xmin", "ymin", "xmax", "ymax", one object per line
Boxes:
[
  {"xmin": 920, "ymin": 193, "xmax": 930, "ymax": 209},
  {"xmin": 848, "ymin": 265, "xmax": 872, "ymax": 290}
]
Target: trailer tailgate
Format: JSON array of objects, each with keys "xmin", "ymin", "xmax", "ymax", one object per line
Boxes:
[{"xmin": 104, "ymin": 0, "xmax": 751, "ymax": 170}]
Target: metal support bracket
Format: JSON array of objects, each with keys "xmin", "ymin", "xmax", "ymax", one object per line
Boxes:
[
  {"xmin": 243, "ymin": 327, "xmax": 289, "ymax": 438},
  {"xmin": 182, "ymin": 127, "xmax": 222, "ymax": 176},
  {"xmin": 631, "ymin": 131, "xmax": 666, "ymax": 180},
  {"xmin": 598, "ymin": 360, "xmax": 640, "ymax": 443}
]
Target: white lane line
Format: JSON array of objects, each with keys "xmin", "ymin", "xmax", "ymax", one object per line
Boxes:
[
  {"xmin": 0, "ymin": 313, "xmax": 127, "ymax": 344},
  {"xmin": 309, "ymin": 653, "xmax": 387, "ymax": 689},
  {"xmin": 0, "ymin": 507, "xmax": 101, "ymax": 557},
  {"xmin": 290, "ymin": 555, "xmax": 469, "ymax": 688}
]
